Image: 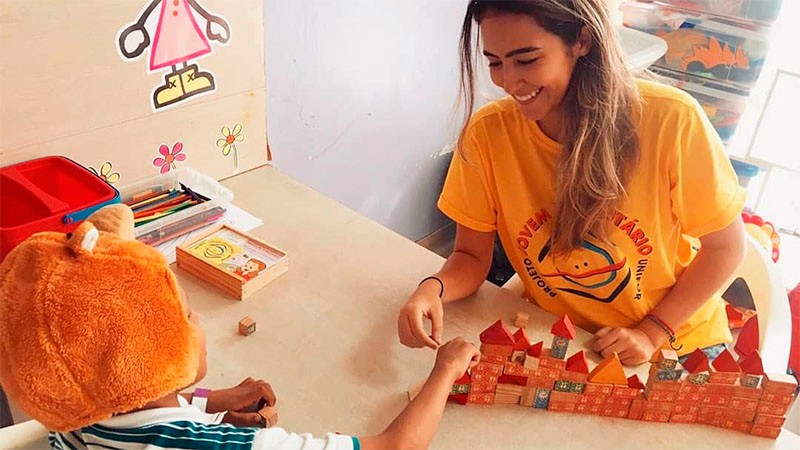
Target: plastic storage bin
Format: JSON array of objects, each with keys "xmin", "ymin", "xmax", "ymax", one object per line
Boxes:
[
  {"xmin": 731, "ymin": 159, "xmax": 761, "ymax": 187},
  {"xmin": 118, "ymin": 167, "xmax": 233, "ymax": 242},
  {"xmin": 621, "ymin": 1, "xmax": 771, "ymax": 89},
  {"xmin": 0, "ymin": 156, "xmax": 120, "ymax": 259},
  {"xmin": 646, "ymin": 0, "xmax": 784, "ymax": 24},
  {"xmin": 656, "ymin": 69, "xmax": 749, "ymax": 144}
]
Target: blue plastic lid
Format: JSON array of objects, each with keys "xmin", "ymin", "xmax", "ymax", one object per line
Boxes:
[{"xmin": 730, "ymin": 159, "xmax": 761, "ymax": 177}]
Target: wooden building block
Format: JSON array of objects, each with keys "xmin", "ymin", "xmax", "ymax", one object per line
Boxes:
[
  {"xmin": 569, "ymin": 382, "xmax": 586, "ymax": 394},
  {"xmin": 527, "ymin": 341, "xmax": 544, "ymax": 358},
  {"xmin": 709, "ymin": 371, "xmax": 740, "ymax": 385},
  {"xmin": 575, "ymin": 403, "xmax": 602, "ymax": 415},
  {"xmin": 258, "ymin": 406, "xmax": 278, "ymax": 428},
  {"xmin": 450, "ymin": 384, "xmax": 470, "ymax": 395},
  {"xmin": 493, "ymin": 393, "xmax": 521, "ymax": 405},
  {"xmin": 700, "ymin": 394, "xmax": 730, "ymax": 407},
  {"xmin": 601, "ymin": 405, "xmax": 630, "ymax": 418},
  {"xmin": 480, "ymin": 343, "xmax": 514, "ymax": 357},
  {"xmin": 741, "ymin": 374, "xmax": 763, "ymax": 389},
  {"xmin": 763, "ymin": 373, "xmax": 799, "ymax": 395},
  {"xmin": 504, "ymin": 363, "xmax": 532, "ymax": 377},
  {"xmin": 510, "ymin": 350, "xmax": 527, "ymax": 366},
  {"xmin": 646, "ymin": 380, "xmax": 682, "ymax": 392},
  {"xmin": 641, "ymin": 410, "xmax": 671, "ymax": 422},
  {"xmin": 480, "ymin": 354, "xmax": 507, "ymax": 365},
  {"xmin": 698, "ymin": 405, "xmax": 725, "ymax": 417},
  {"xmin": 577, "ymin": 394, "xmax": 605, "ymax": 406},
  {"xmin": 733, "ymin": 384, "xmax": 764, "ymax": 400},
  {"xmin": 550, "ymin": 335, "xmax": 570, "ymax": 359},
  {"xmin": 549, "ymin": 391, "xmax": 579, "ymax": 403},
  {"xmin": 724, "ymin": 408, "xmax": 756, "ymax": 423},
  {"xmin": 645, "ymin": 389, "xmax": 677, "ymax": 403},
  {"xmin": 756, "ymin": 401, "xmax": 790, "ymax": 416},
  {"xmin": 730, "ymin": 397, "xmax": 759, "ymax": 411},
  {"xmin": 672, "ymin": 404, "xmax": 698, "ymax": 415},
  {"xmin": 609, "ymin": 395, "xmax": 633, "ymax": 406},
  {"xmin": 653, "ymin": 349, "xmax": 680, "ymax": 370},
  {"xmin": 447, "ymin": 393, "xmax": 469, "ymax": 405},
  {"xmin": 588, "ymin": 353, "xmax": 628, "ymax": 385},
  {"xmin": 705, "ymin": 383, "xmax": 734, "ymax": 396},
  {"xmin": 539, "ymin": 349, "xmax": 568, "ymax": 370},
  {"xmin": 548, "ymin": 400, "xmax": 577, "ymax": 413},
  {"xmin": 584, "ymin": 383, "xmax": 614, "ymax": 396},
  {"xmin": 471, "ymin": 372, "xmax": 498, "ymax": 384},
  {"xmin": 559, "ymin": 370, "xmax": 588, "ymax": 383},
  {"xmin": 669, "ymin": 413, "xmax": 697, "ymax": 424},
  {"xmin": 754, "ymin": 413, "xmax": 786, "ymax": 428},
  {"xmin": 495, "ymin": 384, "xmax": 524, "ymax": 396},
  {"xmin": 467, "ymin": 392, "xmax": 495, "ymax": 405},
  {"xmin": 474, "ymin": 362, "xmax": 504, "ymax": 376},
  {"xmin": 761, "ymin": 390, "xmax": 796, "ymax": 406},
  {"xmin": 480, "ymin": 320, "xmax": 515, "ymax": 345},
  {"xmin": 675, "ymin": 390, "xmax": 701, "ymax": 404},
  {"xmin": 697, "ymin": 413, "xmax": 725, "ymax": 427},
  {"xmin": 643, "ymin": 401, "xmax": 673, "ymax": 413},
  {"xmin": 722, "ymin": 419, "xmax": 752, "ymax": 434},
  {"xmin": 238, "ymin": 316, "xmax": 256, "ymax": 336},
  {"xmin": 648, "ymin": 365, "xmax": 684, "ymax": 382},
  {"xmin": 687, "ymin": 373, "xmax": 710, "ymax": 385},
  {"xmin": 613, "ymin": 385, "xmax": 642, "ymax": 399},
  {"xmin": 521, "ymin": 388, "xmax": 536, "ymax": 407},
  {"xmin": 513, "ymin": 311, "xmax": 529, "ymax": 328},
  {"xmin": 523, "ymin": 357, "xmax": 539, "ymax": 371},
  {"xmin": 681, "ymin": 348, "xmax": 711, "ymax": 374},
  {"xmin": 628, "ymin": 396, "xmax": 646, "ymax": 420},
  {"xmin": 553, "ymin": 380, "xmax": 572, "ymax": 392},
  {"xmin": 750, "ymin": 424, "xmax": 782, "ymax": 439},
  {"xmin": 534, "ymin": 388, "xmax": 551, "ymax": 409},
  {"xmin": 471, "ymin": 380, "xmax": 498, "ymax": 393},
  {"xmin": 533, "ymin": 367, "xmax": 561, "ymax": 379},
  {"xmin": 526, "ymin": 375, "xmax": 556, "ymax": 389}
]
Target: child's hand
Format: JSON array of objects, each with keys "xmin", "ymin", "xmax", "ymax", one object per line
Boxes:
[
  {"xmin": 398, "ymin": 283, "xmax": 444, "ymax": 349},
  {"xmin": 432, "ymin": 338, "xmax": 480, "ymax": 382},
  {"xmin": 207, "ymin": 378, "xmax": 276, "ymax": 427},
  {"xmin": 592, "ymin": 327, "xmax": 656, "ymax": 366}
]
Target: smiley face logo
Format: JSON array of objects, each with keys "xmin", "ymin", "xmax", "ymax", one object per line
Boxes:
[{"xmin": 536, "ymin": 238, "xmax": 631, "ymax": 303}]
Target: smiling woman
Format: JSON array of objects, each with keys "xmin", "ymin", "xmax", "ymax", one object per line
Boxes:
[{"xmin": 398, "ymin": 0, "xmax": 748, "ymax": 367}]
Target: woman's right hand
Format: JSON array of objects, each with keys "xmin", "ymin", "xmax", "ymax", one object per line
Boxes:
[{"xmin": 398, "ymin": 279, "xmax": 444, "ymax": 349}]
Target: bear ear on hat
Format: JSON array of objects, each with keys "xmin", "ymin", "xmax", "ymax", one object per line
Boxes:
[
  {"xmin": 85, "ymin": 204, "xmax": 135, "ymax": 241},
  {"xmin": 67, "ymin": 222, "xmax": 99, "ymax": 256}
]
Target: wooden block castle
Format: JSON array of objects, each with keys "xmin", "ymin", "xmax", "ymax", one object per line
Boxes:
[{"xmin": 449, "ymin": 315, "xmax": 798, "ymax": 439}]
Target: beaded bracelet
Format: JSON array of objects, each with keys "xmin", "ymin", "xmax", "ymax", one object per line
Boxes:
[
  {"xmin": 418, "ymin": 276, "xmax": 444, "ymax": 299},
  {"xmin": 645, "ymin": 313, "xmax": 683, "ymax": 352}
]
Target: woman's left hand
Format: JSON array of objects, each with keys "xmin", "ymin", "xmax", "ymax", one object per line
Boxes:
[{"xmin": 591, "ymin": 327, "xmax": 657, "ymax": 366}]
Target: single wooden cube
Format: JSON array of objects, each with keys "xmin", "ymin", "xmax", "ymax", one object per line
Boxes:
[
  {"xmin": 258, "ymin": 406, "xmax": 278, "ymax": 428},
  {"xmin": 238, "ymin": 316, "xmax": 256, "ymax": 336}
]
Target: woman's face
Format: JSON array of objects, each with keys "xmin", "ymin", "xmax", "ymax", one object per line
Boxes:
[{"xmin": 479, "ymin": 11, "xmax": 589, "ymax": 127}]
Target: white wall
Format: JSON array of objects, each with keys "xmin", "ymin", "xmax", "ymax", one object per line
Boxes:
[{"xmin": 264, "ymin": 0, "xmax": 468, "ymax": 241}]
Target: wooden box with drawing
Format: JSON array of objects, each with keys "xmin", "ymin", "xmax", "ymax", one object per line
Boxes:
[{"xmin": 176, "ymin": 224, "xmax": 288, "ymax": 300}]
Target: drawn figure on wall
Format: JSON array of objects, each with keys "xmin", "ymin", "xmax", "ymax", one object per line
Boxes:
[{"xmin": 118, "ymin": 0, "xmax": 231, "ymax": 110}]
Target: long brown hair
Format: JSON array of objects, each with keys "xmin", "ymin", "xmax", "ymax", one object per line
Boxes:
[{"xmin": 458, "ymin": 0, "xmax": 641, "ymax": 254}]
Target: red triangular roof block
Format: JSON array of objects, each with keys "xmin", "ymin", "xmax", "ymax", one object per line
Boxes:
[
  {"xmin": 734, "ymin": 317, "xmax": 759, "ymax": 359},
  {"xmin": 479, "ymin": 320, "xmax": 515, "ymax": 346},
  {"xmin": 739, "ymin": 351, "xmax": 764, "ymax": 375},
  {"xmin": 527, "ymin": 341, "xmax": 544, "ymax": 358},
  {"xmin": 627, "ymin": 374, "xmax": 645, "ymax": 390},
  {"xmin": 513, "ymin": 328, "xmax": 532, "ymax": 350},
  {"xmin": 682, "ymin": 348, "xmax": 711, "ymax": 374},
  {"xmin": 550, "ymin": 315, "xmax": 576, "ymax": 340},
  {"xmin": 565, "ymin": 350, "xmax": 590, "ymax": 374},
  {"xmin": 711, "ymin": 349, "xmax": 740, "ymax": 373},
  {"xmin": 726, "ymin": 303, "xmax": 745, "ymax": 322},
  {"xmin": 454, "ymin": 371, "xmax": 470, "ymax": 385}
]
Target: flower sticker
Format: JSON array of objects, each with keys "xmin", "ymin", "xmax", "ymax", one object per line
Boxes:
[
  {"xmin": 88, "ymin": 161, "xmax": 121, "ymax": 184},
  {"xmin": 216, "ymin": 124, "xmax": 245, "ymax": 170},
  {"xmin": 153, "ymin": 142, "xmax": 186, "ymax": 174}
]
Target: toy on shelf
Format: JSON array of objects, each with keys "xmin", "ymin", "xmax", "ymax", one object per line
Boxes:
[
  {"xmin": 741, "ymin": 211, "xmax": 781, "ymax": 262},
  {"xmin": 445, "ymin": 315, "xmax": 797, "ymax": 439}
]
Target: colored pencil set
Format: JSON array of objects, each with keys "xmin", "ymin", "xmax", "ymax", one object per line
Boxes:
[{"xmin": 125, "ymin": 183, "xmax": 210, "ymax": 227}]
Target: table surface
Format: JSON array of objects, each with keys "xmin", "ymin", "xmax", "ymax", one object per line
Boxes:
[{"xmin": 3, "ymin": 165, "xmax": 799, "ymax": 449}]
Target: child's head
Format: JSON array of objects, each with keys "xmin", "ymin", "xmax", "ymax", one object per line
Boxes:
[
  {"xmin": 0, "ymin": 210, "xmax": 207, "ymax": 431},
  {"xmin": 457, "ymin": 0, "xmax": 641, "ymax": 255}
]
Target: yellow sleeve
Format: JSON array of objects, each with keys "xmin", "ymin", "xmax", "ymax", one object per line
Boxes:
[
  {"xmin": 669, "ymin": 99, "xmax": 746, "ymax": 238},
  {"xmin": 437, "ymin": 125, "xmax": 497, "ymax": 232}
]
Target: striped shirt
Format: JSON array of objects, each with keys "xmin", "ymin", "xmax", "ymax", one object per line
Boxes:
[{"xmin": 49, "ymin": 397, "xmax": 358, "ymax": 450}]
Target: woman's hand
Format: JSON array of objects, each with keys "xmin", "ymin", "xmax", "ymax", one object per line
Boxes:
[
  {"xmin": 398, "ymin": 279, "xmax": 444, "ymax": 349},
  {"xmin": 206, "ymin": 378, "xmax": 276, "ymax": 427},
  {"xmin": 591, "ymin": 326, "xmax": 661, "ymax": 366}
]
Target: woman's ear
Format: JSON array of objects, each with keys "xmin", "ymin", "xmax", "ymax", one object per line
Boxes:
[{"xmin": 574, "ymin": 26, "xmax": 593, "ymax": 58}]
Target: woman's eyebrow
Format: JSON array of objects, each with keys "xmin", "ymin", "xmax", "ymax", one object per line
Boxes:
[{"xmin": 483, "ymin": 46, "xmax": 540, "ymax": 58}]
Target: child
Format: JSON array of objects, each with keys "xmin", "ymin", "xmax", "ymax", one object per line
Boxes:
[
  {"xmin": 398, "ymin": 0, "xmax": 746, "ymax": 365},
  {"xmin": 0, "ymin": 205, "xmax": 480, "ymax": 449}
]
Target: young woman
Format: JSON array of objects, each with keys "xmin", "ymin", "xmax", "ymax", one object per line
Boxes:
[{"xmin": 398, "ymin": 0, "xmax": 746, "ymax": 365}]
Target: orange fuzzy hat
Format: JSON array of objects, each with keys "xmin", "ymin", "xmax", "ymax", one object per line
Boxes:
[{"xmin": 0, "ymin": 205, "xmax": 199, "ymax": 431}]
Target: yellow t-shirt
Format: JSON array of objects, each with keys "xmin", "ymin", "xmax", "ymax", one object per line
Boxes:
[{"xmin": 438, "ymin": 79, "xmax": 745, "ymax": 355}]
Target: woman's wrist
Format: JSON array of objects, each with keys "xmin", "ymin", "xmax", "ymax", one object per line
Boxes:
[{"xmin": 418, "ymin": 276, "xmax": 444, "ymax": 300}]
